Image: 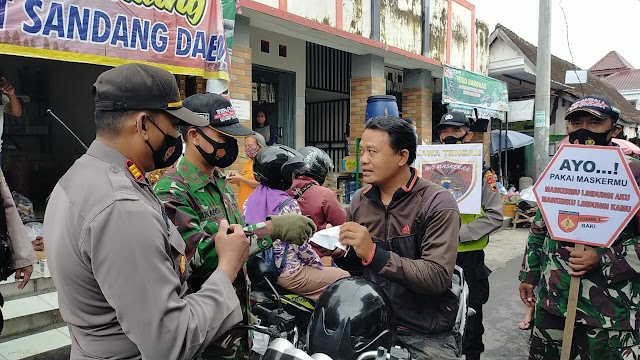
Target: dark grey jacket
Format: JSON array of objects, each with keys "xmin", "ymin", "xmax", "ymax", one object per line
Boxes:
[{"xmin": 336, "ymin": 168, "xmax": 461, "ymax": 335}]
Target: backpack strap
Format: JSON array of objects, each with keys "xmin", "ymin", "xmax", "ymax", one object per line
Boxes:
[
  {"xmin": 292, "ymin": 182, "xmax": 316, "ymax": 200},
  {"xmin": 277, "ymin": 241, "xmax": 290, "ymax": 274},
  {"xmin": 277, "ymin": 196, "xmax": 294, "ymax": 212}
]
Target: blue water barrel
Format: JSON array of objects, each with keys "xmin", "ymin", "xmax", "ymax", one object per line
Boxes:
[{"xmin": 365, "ymin": 95, "xmax": 399, "ymax": 121}]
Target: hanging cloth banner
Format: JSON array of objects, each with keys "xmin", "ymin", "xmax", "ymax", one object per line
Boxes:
[
  {"xmin": 0, "ymin": 0, "xmax": 231, "ymax": 83},
  {"xmin": 443, "ymin": 64, "xmax": 509, "ymax": 120}
]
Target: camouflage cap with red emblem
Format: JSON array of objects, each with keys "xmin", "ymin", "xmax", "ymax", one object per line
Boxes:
[{"xmin": 182, "ymin": 93, "xmax": 254, "ymax": 138}]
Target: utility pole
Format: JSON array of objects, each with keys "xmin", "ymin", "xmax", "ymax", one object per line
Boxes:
[{"xmin": 534, "ymin": 0, "xmax": 552, "ymax": 179}]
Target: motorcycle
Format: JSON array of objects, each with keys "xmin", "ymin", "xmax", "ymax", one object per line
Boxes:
[
  {"xmin": 243, "ymin": 252, "xmax": 473, "ymax": 360},
  {"xmin": 262, "ymin": 338, "xmax": 412, "ymax": 360},
  {"xmin": 246, "ymin": 256, "xmax": 316, "ymax": 351}
]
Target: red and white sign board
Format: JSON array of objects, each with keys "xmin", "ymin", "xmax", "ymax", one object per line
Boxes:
[{"xmin": 533, "ymin": 144, "xmax": 640, "ymax": 247}]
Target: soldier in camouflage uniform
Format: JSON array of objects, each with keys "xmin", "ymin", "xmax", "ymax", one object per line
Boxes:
[
  {"xmin": 154, "ymin": 94, "xmax": 316, "ymax": 360},
  {"xmin": 519, "ymin": 95, "xmax": 640, "ymax": 360}
]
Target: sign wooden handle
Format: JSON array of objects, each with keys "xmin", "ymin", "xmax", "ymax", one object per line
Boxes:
[{"xmin": 560, "ymin": 243, "xmax": 584, "ymax": 360}]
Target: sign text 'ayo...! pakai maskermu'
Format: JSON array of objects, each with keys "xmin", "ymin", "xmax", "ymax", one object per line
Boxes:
[{"xmin": 533, "ymin": 144, "xmax": 640, "ymax": 248}]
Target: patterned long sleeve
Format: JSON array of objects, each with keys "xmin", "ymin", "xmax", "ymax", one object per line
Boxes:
[
  {"xmin": 154, "ymin": 183, "xmax": 216, "ymax": 269},
  {"xmin": 598, "ymin": 223, "xmax": 640, "ymax": 284},
  {"xmin": 278, "ymin": 200, "xmax": 323, "ymax": 272},
  {"xmin": 519, "ymin": 209, "xmax": 547, "ymax": 285}
]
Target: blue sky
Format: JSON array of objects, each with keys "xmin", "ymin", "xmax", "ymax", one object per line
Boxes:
[{"xmin": 471, "ymin": 0, "xmax": 640, "ymax": 69}]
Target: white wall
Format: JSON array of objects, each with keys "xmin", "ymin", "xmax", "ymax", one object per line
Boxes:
[
  {"xmin": 343, "ymin": 0, "xmax": 372, "ymax": 37},
  {"xmin": 250, "ymin": 27, "xmax": 306, "ymax": 149},
  {"xmin": 475, "ymin": 20, "xmax": 490, "ymax": 75},
  {"xmin": 620, "ymin": 90, "xmax": 640, "ymax": 110},
  {"xmin": 252, "ymin": 0, "xmax": 279, "ymax": 8},
  {"xmin": 428, "ymin": 0, "xmax": 447, "ymax": 62},
  {"xmin": 449, "ymin": 1, "xmax": 472, "ymax": 70},
  {"xmin": 288, "ymin": 0, "xmax": 336, "ymax": 26},
  {"xmin": 380, "ymin": 0, "xmax": 423, "ymax": 54},
  {"xmin": 489, "ymin": 37, "xmax": 536, "ymax": 74},
  {"xmin": 550, "ymin": 100, "xmax": 570, "ymax": 136}
]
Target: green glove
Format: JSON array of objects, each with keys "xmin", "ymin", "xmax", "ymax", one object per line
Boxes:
[{"xmin": 268, "ymin": 213, "xmax": 317, "ymax": 246}]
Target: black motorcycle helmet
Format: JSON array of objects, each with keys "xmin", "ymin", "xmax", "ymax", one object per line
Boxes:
[
  {"xmin": 253, "ymin": 145, "xmax": 308, "ymax": 191},
  {"xmin": 307, "ymin": 277, "xmax": 396, "ymax": 360},
  {"xmin": 298, "ymin": 146, "xmax": 333, "ymax": 186}
]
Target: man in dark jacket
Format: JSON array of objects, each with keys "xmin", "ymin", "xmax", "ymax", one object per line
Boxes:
[{"xmin": 335, "ymin": 116, "xmax": 461, "ymax": 359}]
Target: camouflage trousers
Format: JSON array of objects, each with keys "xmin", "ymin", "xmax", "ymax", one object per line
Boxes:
[{"xmin": 529, "ymin": 305, "xmax": 640, "ymax": 360}]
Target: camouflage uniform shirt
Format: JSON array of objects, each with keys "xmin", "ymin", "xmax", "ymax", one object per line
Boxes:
[
  {"xmin": 520, "ymin": 183, "xmax": 640, "ymax": 331},
  {"xmin": 154, "ymin": 157, "xmax": 268, "ymax": 359}
]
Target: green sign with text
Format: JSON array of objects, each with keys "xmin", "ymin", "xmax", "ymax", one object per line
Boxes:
[{"xmin": 443, "ymin": 65, "xmax": 509, "ymax": 119}]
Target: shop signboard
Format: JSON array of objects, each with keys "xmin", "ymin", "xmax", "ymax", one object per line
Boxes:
[
  {"xmin": 0, "ymin": 0, "xmax": 234, "ymax": 83},
  {"xmin": 443, "ymin": 64, "xmax": 509, "ymax": 120},
  {"xmin": 416, "ymin": 143, "xmax": 483, "ymax": 214}
]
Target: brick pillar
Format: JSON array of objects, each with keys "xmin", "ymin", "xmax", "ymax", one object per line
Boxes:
[
  {"xmin": 349, "ymin": 55, "xmax": 385, "ymax": 154},
  {"xmin": 402, "ymin": 87, "xmax": 433, "ymax": 144},
  {"xmin": 227, "ymin": 44, "xmax": 252, "ymax": 196},
  {"xmin": 349, "ymin": 77, "xmax": 386, "ymax": 153},
  {"xmin": 402, "ymin": 69, "xmax": 433, "ymax": 145}
]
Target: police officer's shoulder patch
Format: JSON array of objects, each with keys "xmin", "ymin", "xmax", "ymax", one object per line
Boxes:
[
  {"xmin": 107, "ymin": 166, "xmax": 138, "ymax": 200},
  {"xmin": 482, "ymin": 168, "xmax": 499, "ymax": 193}
]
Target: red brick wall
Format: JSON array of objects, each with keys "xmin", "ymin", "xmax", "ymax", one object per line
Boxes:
[
  {"xmin": 349, "ymin": 77, "xmax": 386, "ymax": 153},
  {"xmin": 402, "ymin": 88, "xmax": 433, "ymax": 144},
  {"xmin": 227, "ymin": 45, "xmax": 253, "ymax": 195}
]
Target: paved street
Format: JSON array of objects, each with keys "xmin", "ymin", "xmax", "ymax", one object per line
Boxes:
[{"xmin": 482, "ymin": 227, "xmax": 531, "ymax": 360}]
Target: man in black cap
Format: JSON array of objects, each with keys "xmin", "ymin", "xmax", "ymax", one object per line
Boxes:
[
  {"xmin": 520, "ymin": 96, "xmax": 640, "ymax": 359},
  {"xmin": 436, "ymin": 111, "xmax": 503, "ymax": 360},
  {"xmin": 154, "ymin": 93, "xmax": 316, "ymax": 359},
  {"xmin": 563, "ymin": 95, "xmax": 622, "ymax": 146},
  {"xmin": 44, "ymin": 63, "xmax": 252, "ymax": 359}
]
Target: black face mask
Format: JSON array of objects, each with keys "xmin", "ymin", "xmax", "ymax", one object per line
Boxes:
[
  {"xmin": 145, "ymin": 119, "xmax": 182, "ymax": 170},
  {"xmin": 568, "ymin": 128, "xmax": 612, "ymax": 146},
  {"xmin": 195, "ymin": 128, "xmax": 238, "ymax": 168},
  {"xmin": 442, "ymin": 134, "xmax": 467, "ymax": 145}
]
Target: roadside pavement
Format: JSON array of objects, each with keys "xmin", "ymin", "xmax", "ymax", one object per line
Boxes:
[{"xmin": 481, "ymin": 227, "xmax": 531, "ymax": 359}]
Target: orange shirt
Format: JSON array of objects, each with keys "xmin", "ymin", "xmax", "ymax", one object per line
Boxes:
[{"xmin": 238, "ymin": 159, "xmax": 257, "ymax": 212}]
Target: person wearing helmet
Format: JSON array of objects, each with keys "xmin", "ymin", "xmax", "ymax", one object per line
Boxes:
[
  {"xmin": 154, "ymin": 94, "xmax": 316, "ymax": 359},
  {"xmin": 244, "ymin": 145, "xmax": 349, "ymax": 301},
  {"xmin": 307, "ymin": 277, "xmax": 397, "ymax": 360},
  {"xmin": 286, "ymin": 146, "xmax": 346, "ymax": 231},
  {"xmin": 333, "ymin": 116, "xmax": 461, "ymax": 359}
]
